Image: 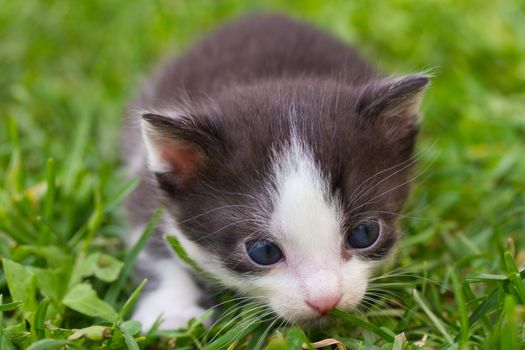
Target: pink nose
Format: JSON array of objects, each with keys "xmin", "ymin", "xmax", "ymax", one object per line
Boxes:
[{"xmin": 305, "ymin": 292, "xmax": 342, "ymax": 315}]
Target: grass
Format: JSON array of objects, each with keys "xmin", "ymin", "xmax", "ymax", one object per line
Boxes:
[{"xmin": 1, "ymin": 0, "xmax": 524, "ymax": 349}]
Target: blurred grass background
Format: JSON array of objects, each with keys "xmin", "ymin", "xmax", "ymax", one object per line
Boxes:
[{"xmin": 1, "ymin": 0, "xmax": 525, "ymax": 349}]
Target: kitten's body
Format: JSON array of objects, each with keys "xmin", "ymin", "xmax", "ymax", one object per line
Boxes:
[{"xmin": 122, "ymin": 13, "xmax": 427, "ymax": 329}]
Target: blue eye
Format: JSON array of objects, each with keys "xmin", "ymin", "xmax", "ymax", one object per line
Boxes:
[
  {"xmin": 246, "ymin": 241, "xmax": 283, "ymax": 266},
  {"xmin": 346, "ymin": 221, "xmax": 380, "ymax": 249}
]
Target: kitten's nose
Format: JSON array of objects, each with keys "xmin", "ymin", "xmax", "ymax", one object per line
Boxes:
[{"xmin": 305, "ymin": 292, "xmax": 342, "ymax": 315}]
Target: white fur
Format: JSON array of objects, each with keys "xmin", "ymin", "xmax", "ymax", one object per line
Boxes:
[
  {"xmin": 140, "ymin": 119, "xmax": 173, "ymax": 174},
  {"xmin": 270, "ymin": 135, "xmax": 342, "ymax": 265},
  {"xmin": 130, "ymin": 222, "xmax": 208, "ymax": 330},
  {"xmin": 131, "ymin": 257, "xmax": 206, "ymax": 330}
]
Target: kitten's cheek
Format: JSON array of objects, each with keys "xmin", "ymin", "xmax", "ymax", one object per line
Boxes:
[
  {"xmin": 339, "ymin": 260, "xmax": 371, "ymax": 310},
  {"xmin": 341, "ymin": 282, "xmax": 367, "ymax": 310}
]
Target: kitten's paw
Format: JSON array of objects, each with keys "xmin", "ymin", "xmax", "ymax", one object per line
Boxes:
[
  {"xmin": 133, "ymin": 304, "xmax": 207, "ymax": 331},
  {"xmin": 130, "ymin": 257, "xmax": 210, "ymax": 330}
]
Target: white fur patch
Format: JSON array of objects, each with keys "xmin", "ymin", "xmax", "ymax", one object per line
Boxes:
[
  {"xmin": 270, "ymin": 135, "xmax": 342, "ymax": 266},
  {"xmin": 131, "ymin": 256, "xmax": 206, "ymax": 330}
]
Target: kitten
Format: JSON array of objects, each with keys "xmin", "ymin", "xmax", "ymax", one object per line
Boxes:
[{"xmin": 121, "ymin": 13, "xmax": 428, "ymax": 329}]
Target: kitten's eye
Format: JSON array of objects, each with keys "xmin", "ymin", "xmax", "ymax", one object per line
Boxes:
[
  {"xmin": 246, "ymin": 241, "xmax": 283, "ymax": 266},
  {"xmin": 346, "ymin": 221, "xmax": 380, "ymax": 249}
]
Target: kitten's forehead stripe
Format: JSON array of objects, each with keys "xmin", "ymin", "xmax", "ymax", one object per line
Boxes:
[{"xmin": 271, "ymin": 133, "xmax": 342, "ymax": 263}]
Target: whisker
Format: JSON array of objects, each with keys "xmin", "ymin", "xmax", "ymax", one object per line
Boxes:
[
  {"xmin": 202, "ymin": 182, "xmax": 263, "ymax": 202},
  {"xmin": 351, "ymin": 209, "xmax": 438, "ymax": 222},
  {"xmin": 348, "ymin": 150, "xmax": 424, "ymax": 207},
  {"xmin": 369, "ymin": 273, "xmax": 451, "ymax": 292},
  {"xmin": 346, "ymin": 152, "xmax": 438, "ymax": 217},
  {"xmin": 253, "ymin": 314, "xmax": 281, "ymax": 350},
  {"xmin": 206, "ymin": 304, "xmax": 269, "ymax": 343},
  {"xmin": 194, "ymin": 218, "xmax": 263, "ymax": 241},
  {"xmin": 210, "ymin": 300, "xmax": 265, "ymax": 326},
  {"xmin": 177, "ymin": 204, "xmax": 254, "ymax": 225},
  {"xmin": 347, "ymin": 141, "xmax": 438, "ymax": 209}
]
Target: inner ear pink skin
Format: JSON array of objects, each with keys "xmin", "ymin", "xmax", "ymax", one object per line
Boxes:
[{"xmin": 158, "ymin": 139, "xmax": 204, "ymax": 181}]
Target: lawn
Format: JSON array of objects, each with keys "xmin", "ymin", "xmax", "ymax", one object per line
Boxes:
[{"xmin": 1, "ymin": 1, "xmax": 524, "ymax": 349}]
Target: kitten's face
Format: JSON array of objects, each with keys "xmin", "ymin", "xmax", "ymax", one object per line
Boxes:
[{"xmin": 141, "ymin": 76, "xmax": 427, "ymax": 323}]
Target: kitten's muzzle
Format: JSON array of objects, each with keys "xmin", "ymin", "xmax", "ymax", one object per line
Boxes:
[{"xmin": 301, "ymin": 269, "xmax": 343, "ymax": 315}]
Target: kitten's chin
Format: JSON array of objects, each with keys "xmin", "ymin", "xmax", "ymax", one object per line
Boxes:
[{"xmin": 274, "ymin": 306, "xmax": 357, "ymax": 329}]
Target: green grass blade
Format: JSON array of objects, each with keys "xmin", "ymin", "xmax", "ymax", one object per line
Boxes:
[
  {"xmin": 117, "ymin": 278, "xmax": 147, "ymax": 321},
  {"xmin": 330, "ymin": 308, "xmax": 395, "ymax": 342},
  {"xmin": 412, "ymin": 289, "xmax": 455, "ymax": 346},
  {"xmin": 81, "ymin": 185, "xmax": 104, "ymax": 254},
  {"xmin": 5, "ymin": 117, "xmax": 23, "ymax": 194},
  {"xmin": 119, "ymin": 324, "xmax": 141, "ymax": 350},
  {"xmin": 464, "ymin": 273, "xmax": 508, "ymax": 283},
  {"xmin": 26, "ymin": 339, "xmax": 77, "ymax": 350},
  {"xmin": 33, "ymin": 298, "xmax": 50, "ymax": 340},
  {"xmin": 245, "ymin": 325, "xmax": 270, "ymax": 350},
  {"xmin": 0, "ymin": 295, "xmax": 5, "ymax": 347},
  {"xmin": 102, "ymin": 177, "xmax": 140, "ymax": 214},
  {"xmin": 63, "ymin": 113, "xmax": 91, "ymax": 193},
  {"xmin": 450, "ymin": 269, "xmax": 468, "ymax": 345},
  {"xmin": 105, "ymin": 207, "xmax": 163, "ymax": 304},
  {"xmin": 499, "ymin": 296, "xmax": 517, "ymax": 350},
  {"xmin": 6, "ymin": 198, "xmax": 40, "ymax": 243},
  {"xmin": 165, "ymin": 235, "xmax": 219, "ymax": 284},
  {"xmin": 43, "ymin": 158, "xmax": 56, "ymax": 220},
  {"xmin": 39, "ymin": 158, "xmax": 57, "ymax": 245},
  {"xmin": 0, "ymin": 301, "xmax": 23, "ymax": 312},
  {"xmin": 503, "ymin": 251, "xmax": 525, "ymax": 303},
  {"xmin": 203, "ymin": 319, "xmax": 261, "ymax": 350},
  {"xmin": 466, "ymin": 287, "xmax": 499, "ymax": 327}
]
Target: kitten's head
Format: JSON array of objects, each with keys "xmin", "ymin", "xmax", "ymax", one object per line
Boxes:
[{"xmin": 140, "ymin": 75, "xmax": 428, "ymax": 323}]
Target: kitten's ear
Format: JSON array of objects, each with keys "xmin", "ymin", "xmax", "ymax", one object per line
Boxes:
[
  {"xmin": 356, "ymin": 75, "xmax": 429, "ymax": 140},
  {"xmin": 141, "ymin": 113, "xmax": 221, "ymax": 188}
]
